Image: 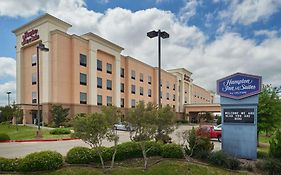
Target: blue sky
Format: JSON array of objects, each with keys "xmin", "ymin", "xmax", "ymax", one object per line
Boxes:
[{"xmin": 0, "ymin": 0, "xmax": 281, "ymax": 105}]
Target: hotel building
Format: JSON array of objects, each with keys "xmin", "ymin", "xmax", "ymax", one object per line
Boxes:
[{"xmin": 13, "ymin": 14, "xmax": 215, "ymax": 124}]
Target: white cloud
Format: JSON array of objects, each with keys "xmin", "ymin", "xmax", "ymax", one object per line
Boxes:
[
  {"xmin": 0, "ymin": 81, "xmax": 16, "ymax": 106},
  {"xmin": 0, "ymin": 57, "xmax": 16, "ymax": 78},
  {"xmin": 254, "ymin": 29, "xmax": 280, "ymax": 38},
  {"xmin": 178, "ymin": 0, "xmax": 200, "ymax": 23},
  {"xmin": 220, "ymin": 0, "xmax": 281, "ymax": 25}
]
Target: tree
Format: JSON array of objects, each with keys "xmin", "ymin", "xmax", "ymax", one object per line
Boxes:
[
  {"xmin": 73, "ymin": 113, "xmax": 108, "ymax": 170},
  {"xmin": 11, "ymin": 103, "xmax": 23, "ymax": 130},
  {"xmin": 0, "ymin": 105, "xmax": 13, "ymax": 123},
  {"xmin": 155, "ymin": 105, "xmax": 176, "ymax": 143},
  {"xmin": 126, "ymin": 101, "xmax": 158, "ymax": 169},
  {"xmin": 258, "ymin": 85, "xmax": 281, "ymax": 138},
  {"xmin": 50, "ymin": 105, "xmax": 70, "ymax": 127},
  {"xmin": 101, "ymin": 106, "xmax": 121, "ymax": 169}
]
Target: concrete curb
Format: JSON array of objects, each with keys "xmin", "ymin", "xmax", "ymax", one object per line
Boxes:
[{"xmin": 0, "ymin": 138, "xmax": 80, "ymax": 143}]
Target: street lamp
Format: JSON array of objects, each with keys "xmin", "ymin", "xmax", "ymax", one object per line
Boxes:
[
  {"xmin": 147, "ymin": 30, "xmax": 169, "ymax": 107},
  {"xmin": 6, "ymin": 91, "xmax": 11, "ymax": 106},
  {"xmin": 36, "ymin": 42, "xmax": 49, "ymax": 138}
]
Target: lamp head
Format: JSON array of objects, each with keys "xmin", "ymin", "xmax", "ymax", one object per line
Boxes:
[{"xmin": 147, "ymin": 30, "xmax": 158, "ymax": 38}]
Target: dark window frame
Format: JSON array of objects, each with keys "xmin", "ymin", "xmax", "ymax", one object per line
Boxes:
[
  {"xmin": 80, "ymin": 92, "xmax": 87, "ymax": 104},
  {"xmin": 107, "ymin": 79, "xmax": 112, "ymax": 90},
  {"xmin": 131, "ymin": 85, "xmax": 136, "ymax": 94},
  {"xmin": 80, "ymin": 73, "xmax": 87, "ymax": 86},
  {"xmin": 106, "ymin": 63, "xmax": 112, "ymax": 74},
  {"xmin": 121, "ymin": 68, "xmax": 125, "ymax": 78},
  {"xmin": 97, "ymin": 77, "xmax": 102, "ymax": 89},
  {"xmin": 80, "ymin": 54, "xmax": 87, "ymax": 67},
  {"xmin": 121, "ymin": 83, "xmax": 124, "ymax": 93},
  {"xmin": 97, "ymin": 59, "xmax": 102, "ymax": 71},
  {"xmin": 97, "ymin": 95, "xmax": 102, "ymax": 106}
]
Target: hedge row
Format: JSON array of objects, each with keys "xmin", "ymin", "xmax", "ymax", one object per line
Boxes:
[
  {"xmin": 49, "ymin": 128, "xmax": 71, "ymax": 135},
  {"xmin": 0, "ymin": 151, "xmax": 63, "ymax": 172},
  {"xmin": 65, "ymin": 141, "xmax": 181, "ymax": 164},
  {"xmin": 0, "ymin": 133, "xmax": 10, "ymax": 141}
]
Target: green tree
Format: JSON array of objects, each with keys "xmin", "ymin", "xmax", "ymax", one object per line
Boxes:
[
  {"xmin": 269, "ymin": 129, "xmax": 281, "ymax": 160},
  {"xmin": 101, "ymin": 106, "xmax": 120, "ymax": 169},
  {"xmin": 155, "ymin": 105, "xmax": 176, "ymax": 143},
  {"xmin": 73, "ymin": 113, "xmax": 108, "ymax": 170},
  {"xmin": 126, "ymin": 101, "xmax": 158, "ymax": 169},
  {"xmin": 50, "ymin": 105, "xmax": 70, "ymax": 127},
  {"xmin": 258, "ymin": 85, "xmax": 281, "ymax": 138},
  {"xmin": 11, "ymin": 103, "xmax": 23, "ymax": 130},
  {"xmin": 0, "ymin": 105, "xmax": 13, "ymax": 123}
]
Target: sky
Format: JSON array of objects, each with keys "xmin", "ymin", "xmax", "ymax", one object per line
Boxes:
[{"xmin": 0, "ymin": 0, "xmax": 281, "ymax": 106}]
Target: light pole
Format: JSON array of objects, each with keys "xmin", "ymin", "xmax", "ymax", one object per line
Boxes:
[
  {"xmin": 36, "ymin": 42, "xmax": 49, "ymax": 138},
  {"xmin": 147, "ymin": 30, "xmax": 169, "ymax": 108},
  {"xmin": 6, "ymin": 91, "xmax": 11, "ymax": 106}
]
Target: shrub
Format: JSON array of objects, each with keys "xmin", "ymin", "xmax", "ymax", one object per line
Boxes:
[
  {"xmin": 256, "ymin": 158, "xmax": 281, "ymax": 175},
  {"xmin": 91, "ymin": 147, "xmax": 113, "ymax": 163},
  {"xmin": 208, "ymin": 151, "xmax": 240, "ymax": 170},
  {"xmin": 257, "ymin": 150, "xmax": 269, "ymax": 159},
  {"xmin": 49, "ymin": 128, "xmax": 71, "ymax": 135},
  {"xmin": 146, "ymin": 141, "xmax": 162, "ymax": 157},
  {"xmin": 0, "ymin": 157, "xmax": 20, "ymax": 171},
  {"xmin": 269, "ymin": 129, "xmax": 281, "ymax": 160},
  {"xmin": 161, "ymin": 143, "xmax": 183, "ymax": 159},
  {"xmin": 193, "ymin": 149, "xmax": 210, "ymax": 160},
  {"xmin": 0, "ymin": 133, "xmax": 10, "ymax": 141},
  {"xmin": 66, "ymin": 147, "xmax": 93, "ymax": 164},
  {"xmin": 18, "ymin": 151, "xmax": 63, "ymax": 172},
  {"xmin": 114, "ymin": 142, "xmax": 142, "ymax": 161}
]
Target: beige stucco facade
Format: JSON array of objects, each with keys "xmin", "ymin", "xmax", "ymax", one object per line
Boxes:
[{"xmin": 13, "ymin": 14, "xmax": 215, "ymax": 124}]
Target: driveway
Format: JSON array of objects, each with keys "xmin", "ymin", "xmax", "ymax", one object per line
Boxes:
[{"xmin": 0, "ymin": 124, "xmax": 221, "ymax": 158}]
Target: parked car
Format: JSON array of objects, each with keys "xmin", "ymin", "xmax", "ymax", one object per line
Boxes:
[
  {"xmin": 114, "ymin": 122, "xmax": 133, "ymax": 131},
  {"xmin": 214, "ymin": 124, "xmax": 222, "ymax": 131},
  {"xmin": 197, "ymin": 125, "xmax": 222, "ymax": 142}
]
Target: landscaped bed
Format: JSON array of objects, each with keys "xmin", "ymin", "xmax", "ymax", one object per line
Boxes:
[{"xmin": 0, "ymin": 124, "xmax": 71, "ymax": 141}]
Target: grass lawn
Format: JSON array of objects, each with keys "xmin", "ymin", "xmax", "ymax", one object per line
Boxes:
[
  {"xmin": 0, "ymin": 124, "xmax": 71, "ymax": 140},
  {"xmin": 38, "ymin": 160, "xmax": 250, "ymax": 175}
]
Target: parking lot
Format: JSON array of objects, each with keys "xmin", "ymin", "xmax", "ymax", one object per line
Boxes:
[{"xmin": 0, "ymin": 124, "xmax": 221, "ymax": 158}]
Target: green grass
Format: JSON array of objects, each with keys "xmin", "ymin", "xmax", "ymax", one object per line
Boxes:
[
  {"xmin": 0, "ymin": 124, "xmax": 71, "ymax": 140},
  {"xmin": 36, "ymin": 160, "xmax": 249, "ymax": 175}
]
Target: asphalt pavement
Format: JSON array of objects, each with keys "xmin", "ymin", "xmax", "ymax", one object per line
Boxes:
[{"xmin": 0, "ymin": 124, "xmax": 221, "ymax": 158}]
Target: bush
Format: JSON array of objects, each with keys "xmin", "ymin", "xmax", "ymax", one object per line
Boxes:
[
  {"xmin": 66, "ymin": 147, "xmax": 93, "ymax": 164},
  {"xmin": 0, "ymin": 157, "xmax": 20, "ymax": 171},
  {"xmin": 256, "ymin": 158, "xmax": 281, "ymax": 175},
  {"xmin": 257, "ymin": 150, "xmax": 269, "ymax": 159},
  {"xmin": 114, "ymin": 142, "xmax": 142, "ymax": 161},
  {"xmin": 193, "ymin": 149, "xmax": 210, "ymax": 160},
  {"xmin": 91, "ymin": 147, "xmax": 113, "ymax": 163},
  {"xmin": 49, "ymin": 128, "xmax": 71, "ymax": 135},
  {"xmin": 0, "ymin": 133, "xmax": 10, "ymax": 141},
  {"xmin": 18, "ymin": 151, "xmax": 63, "ymax": 172},
  {"xmin": 269, "ymin": 129, "xmax": 281, "ymax": 160},
  {"xmin": 146, "ymin": 141, "xmax": 162, "ymax": 157},
  {"xmin": 209, "ymin": 151, "xmax": 240, "ymax": 170},
  {"xmin": 161, "ymin": 143, "xmax": 183, "ymax": 159}
]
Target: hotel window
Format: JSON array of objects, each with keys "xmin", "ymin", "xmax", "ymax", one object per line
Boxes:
[
  {"xmin": 185, "ymin": 91, "xmax": 187, "ymax": 94},
  {"xmin": 131, "ymin": 99, "xmax": 136, "ymax": 108},
  {"xmin": 97, "ymin": 95, "xmax": 102, "ymax": 105},
  {"xmin": 140, "ymin": 73, "xmax": 144, "ymax": 82},
  {"xmin": 131, "ymin": 70, "xmax": 135, "ymax": 80},
  {"xmin": 173, "ymin": 94, "xmax": 176, "ymax": 101},
  {"xmin": 160, "ymin": 91, "xmax": 162, "ymax": 99},
  {"xmin": 80, "ymin": 92, "xmax": 87, "ymax": 104},
  {"xmin": 166, "ymin": 81, "xmax": 169, "ymax": 89},
  {"xmin": 80, "ymin": 54, "xmax": 87, "ymax": 67},
  {"xmin": 173, "ymin": 84, "xmax": 175, "ymax": 90},
  {"xmin": 121, "ymin": 98, "xmax": 124, "ymax": 108},
  {"xmin": 185, "ymin": 97, "xmax": 187, "ymax": 103},
  {"xmin": 32, "ymin": 73, "xmax": 37, "ymax": 85},
  {"xmin": 97, "ymin": 59, "xmax": 102, "ymax": 71},
  {"xmin": 32, "ymin": 92, "xmax": 37, "ymax": 103},
  {"xmin": 166, "ymin": 93, "xmax": 169, "ymax": 100},
  {"xmin": 148, "ymin": 89, "xmax": 152, "ymax": 97},
  {"xmin": 32, "ymin": 54, "xmax": 36, "ymax": 66},
  {"xmin": 80, "ymin": 73, "xmax": 87, "ymax": 85},
  {"xmin": 140, "ymin": 87, "xmax": 144, "ymax": 96},
  {"xmin": 107, "ymin": 80, "xmax": 112, "ymax": 90},
  {"xmin": 97, "ymin": 77, "xmax": 102, "ymax": 88},
  {"xmin": 107, "ymin": 63, "xmax": 112, "ymax": 74},
  {"xmin": 160, "ymin": 80, "xmax": 162, "ymax": 87},
  {"xmin": 120, "ymin": 68, "xmax": 125, "ymax": 78},
  {"xmin": 148, "ymin": 76, "xmax": 152, "ymax": 84},
  {"xmin": 121, "ymin": 83, "xmax": 124, "ymax": 93},
  {"xmin": 131, "ymin": 85, "xmax": 136, "ymax": 94},
  {"xmin": 107, "ymin": 96, "xmax": 112, "ymax": 106}
]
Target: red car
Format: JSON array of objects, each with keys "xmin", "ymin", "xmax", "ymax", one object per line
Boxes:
[{"xmin": 197, "ymin": 125, "xmax": 222, "ymax": 142}]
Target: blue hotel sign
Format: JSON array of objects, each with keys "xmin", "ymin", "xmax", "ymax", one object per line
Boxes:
[{"xmin": 217, "ymin": 73, "xmax": 262, "ymax": 100}]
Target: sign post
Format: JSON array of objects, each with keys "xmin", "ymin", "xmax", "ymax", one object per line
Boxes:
[{"xmin": 217, "ymin": 72, "xmax": 262, "ymax": 159}]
